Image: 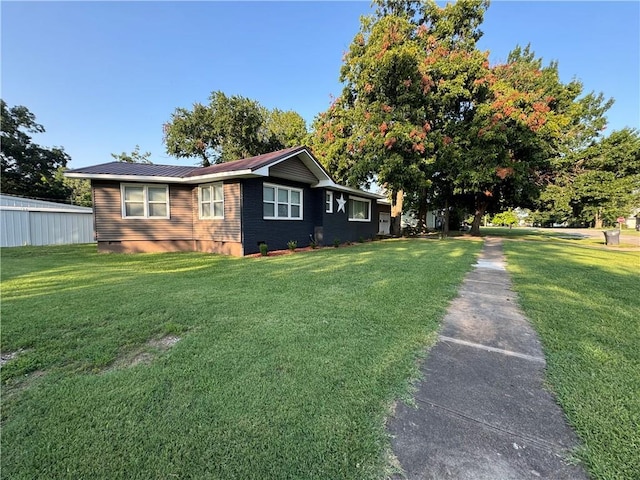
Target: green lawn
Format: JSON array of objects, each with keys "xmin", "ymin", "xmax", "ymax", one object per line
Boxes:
[
  {"xmin": 503, "ymin": 241, "xmax": 639, "ymax": 480},
  {"xmin": 480, "ymin": 226, "xmax": 639, "ymax": 248},
  {"xmin": 1, "ymin": 240, "xmax": 481, "ymax": 479}
]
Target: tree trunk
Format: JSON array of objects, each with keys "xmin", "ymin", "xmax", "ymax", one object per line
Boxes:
[
  {"xmin": 470, "ymin": 200, "xmax": 489, "ymax": 236},
  {"xmin": 442, "ymin": 198, "xmax": 450, "ymax": 237},
  {"xmin": 417, "ymin": 190, "xmax": 428, "ymax": 232},
  {"xmin": 390, "ymin": 190, "xmax": 404, "ymax": 236},
  {"xmin": 594, "ymin": 209, "xmax": 603, "ymax": 229}
]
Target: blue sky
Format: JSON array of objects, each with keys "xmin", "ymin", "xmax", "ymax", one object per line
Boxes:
[{"xmin": 2, "ymin": 1, "xmax": 638, "ymax": 168}]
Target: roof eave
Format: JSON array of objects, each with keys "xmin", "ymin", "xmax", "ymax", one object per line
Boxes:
[
  {"xmin": 327, "ymin": 184, "xmax": 386, "ymax": 199},
  {"xmin": 64, "ymin": 169, "xmax": 258, "ymax": 184}
]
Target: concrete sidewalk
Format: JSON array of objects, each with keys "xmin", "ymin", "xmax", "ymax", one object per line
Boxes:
[{"xmin": 387, "ymin": 238, "xmax": 588, "ymax": 479}]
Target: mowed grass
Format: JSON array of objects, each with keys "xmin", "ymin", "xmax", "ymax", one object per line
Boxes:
[
  {"xmin": 503, "ymin": 241, "xmax": 639, "ymax": 479},
  {"xmin": 1, "ymin": 239, "xmax": 481, "ymax": 480},
  {"xmin": 481, "ymin": 226, "xmax": 639, "ymax": 248}
]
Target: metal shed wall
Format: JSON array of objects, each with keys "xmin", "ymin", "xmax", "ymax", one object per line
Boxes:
[{"xmin": 0, "ymin": 195, "xmax": 95, "ymax": 247}]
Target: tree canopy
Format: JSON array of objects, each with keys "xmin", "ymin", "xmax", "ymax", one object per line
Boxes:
[
  {"xmin": 533, "ymin": 128, "xmax": 640, "ymax": 227},
  {"xmin": 164, "ymin": 91, "xmax": 308, "ymax": 166},
  {"xmin": 1, "ymin": 100, "xmax": 71, "ymax": 201},
  {"xmin": 111, "ymin": 145, "xmax": 153, "ymax": 164},
  {"xmin": 311, "ymin": 0, "xmax": 613, "ymax": 235}
]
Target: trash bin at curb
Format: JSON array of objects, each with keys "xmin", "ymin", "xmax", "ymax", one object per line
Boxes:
[{"xmin": 603, "ymin": 230, "xmax": 620, "ymax": 245}]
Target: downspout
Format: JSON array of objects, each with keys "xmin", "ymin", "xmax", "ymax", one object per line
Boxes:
[{"xmin": 239, "ymin": 182, "xmax": 245, "ymax": 256}]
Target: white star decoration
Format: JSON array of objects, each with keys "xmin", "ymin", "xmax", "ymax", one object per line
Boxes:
[{"xmin": 336, "ymin": 194, "xmax": 346, "ymax": 213}]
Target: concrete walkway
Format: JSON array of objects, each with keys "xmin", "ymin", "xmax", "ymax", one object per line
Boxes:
[{"xmin": 387, "ymin": 238, "xmax": 588, "ymax": 479}]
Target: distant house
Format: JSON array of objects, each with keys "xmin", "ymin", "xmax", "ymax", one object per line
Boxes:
[
  {"xmin": 65, "ymin": 146, "xmax": 391, "ymax": 255},
  {"xmin": 0, "ymin": 194, "xmax": 94, "ymax": 247},
  {"xmin": 625, "ymin": 208, "xmax": 640, "ymax": 230}
]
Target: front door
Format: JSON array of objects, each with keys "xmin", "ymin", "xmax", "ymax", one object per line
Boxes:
[{"xmin": 379, "ymin": 212, "xmax": 390, "ymax": 235}]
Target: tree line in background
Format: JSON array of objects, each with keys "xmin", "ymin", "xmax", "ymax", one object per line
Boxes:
[
  {"xmin": 2, "ymin": 0, "xmax": 638, "ymax": 228},
  {"xmin": 163, "ymin": 90, "xmax": 308, "ymax": 166}
]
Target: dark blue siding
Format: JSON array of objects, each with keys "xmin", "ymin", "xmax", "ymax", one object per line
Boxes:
[
  {"xmin": 241, "ymin": 178, "xmax": 321, "ymax": 254},
  {"xmin": 240, "ymin": 180, "xmax": 383, "ymax": 253},
  {"xmin": 321, "ymin": 190, "xmax": 381, "ymax": 245}
]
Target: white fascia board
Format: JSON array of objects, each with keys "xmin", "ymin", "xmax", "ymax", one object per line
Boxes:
[
  {"xmin": 310, "ymin": 179, "xmax": 384, "ymax": 199},
  {"xmin": 328, "ymin": 184, "xmax": 386, "ymax": 199},
  {"xmin": 311, "ymin": 179, "xmax": 335, "ymax": 188},
  {"xmin": 252, "ymin": 166, "xmax": 271, "ymax": 177},
  {"xmin": 183, "ymin": 170, "xmax": 257, "ymax": 183},
  {"xmin": 63, "ymin": 172, "xmax": 184, "ymax": 183}
]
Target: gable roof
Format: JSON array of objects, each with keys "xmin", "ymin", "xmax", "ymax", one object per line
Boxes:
[
  {"xmin": 65, "ymin": 146, "xmax": 384, "ymax": 199},
  {"xmin": 184, "ymin": 146, "xmax": 309, "ymax": 176}
]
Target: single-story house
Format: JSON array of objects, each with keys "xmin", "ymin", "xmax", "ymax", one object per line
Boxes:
[
  {"xmin": 624, "ymin": 208, "xmax": 640, "ymax": 230},
  {"xmin": 65, "ymin": 146, "xmax": 391, "ymax": 255}
]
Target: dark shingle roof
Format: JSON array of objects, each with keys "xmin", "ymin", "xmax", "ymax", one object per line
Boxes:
[
  {"xmin": 67, "ymin": 146, "xmax": 309, "ymax": 178},
  {"xmin": 66, "ymin": 162, "xmax": 199, "ymax": 177}
]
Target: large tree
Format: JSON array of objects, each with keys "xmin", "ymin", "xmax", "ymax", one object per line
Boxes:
[
  {"xmin": 111, "ymin": 145, "xmax": 153, "ymax": 164},
  {"xmin": 536, "ymin": 128, "xmax": 640, "ymax": 227},
  {"xmin": 164, "ymin": 91, "xmax": 307, "ymax": 166},
  {"xmin": 1, "ymin": 100, "xmax": 71, "ymax": 201},
  {"xmin": 311, "ymin": 0, "xmax": 611, "ymax": 235},
  {"xmin": 311, "ymin": 0, "xmax": 492, "ymax": 234},
  {"xmin": 445, "ymin": 45, "xmax": 612, "ymax": 234}
]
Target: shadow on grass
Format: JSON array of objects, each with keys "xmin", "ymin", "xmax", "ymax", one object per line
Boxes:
[
  {"xmin": 1, "ymin": 239, "xmax": 483, "ymax": 479},
  {"xmin": 503, "ymin": 242, "xmax": 639, "ymax": 479}
]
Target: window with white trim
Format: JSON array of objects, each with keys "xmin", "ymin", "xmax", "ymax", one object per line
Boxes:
[
  {"xmin": 348, "ymin": 196, "xmax": 371, "ymax": 222},
  {"xmin": 325, "ymin": 191, "xmax": 334, "ymax": 213},
  {"xmin": 263, "ymin": 184, "xmax": 303, "ymax": 220},
  {"xmin": 121, "ymin": 184, "xmax": 169, "ymax": 219},
  {"xmin": 199, "ymin": 183, "xmax": 224, "ymax": 219}
]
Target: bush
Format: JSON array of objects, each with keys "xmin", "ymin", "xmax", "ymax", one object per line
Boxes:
[
  {"xmin": 259, "ymin": 243, "xmax": 268, "ymax": 256},
  {"xmin": 287, "ymin": 240, "xmax": 297, "ymax": 251},
  {"xmin": 333, "ymin": 238, "xmax": 340, "ymax": 248}
]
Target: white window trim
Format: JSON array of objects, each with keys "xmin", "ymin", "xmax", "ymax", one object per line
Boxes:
[
  {"xmin": 348, "ymin": 195, "xmax": 372, "ymax": 222},
  {"xmin": 325, "ymin": 190, "xmax": 334, "ymax": 213},
  {"xmin": 263, "ymin": 182, "xmax": 304, "ymax": 221},
  {"xmin": 198, "ymin": 182, "xmax": 225, "ymax": 219},
  {"xmin": 120, "ymin": 183, "xmax": 170, "ymax": 219}
]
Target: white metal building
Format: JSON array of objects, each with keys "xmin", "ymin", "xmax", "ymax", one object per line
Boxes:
[{"xmin": 1, "ymin": 194, "xmax": 95, "ymax": 247}]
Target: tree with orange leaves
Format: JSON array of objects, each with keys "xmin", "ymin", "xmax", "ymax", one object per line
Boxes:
[{"xmin": 311, "ymin": 0, "xmax": 611, "ymax": 235}]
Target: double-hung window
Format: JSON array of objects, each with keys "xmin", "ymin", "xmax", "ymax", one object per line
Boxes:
[
  {"xmin": 121, "ymin": 184, "xmax": 170, "ymax": 219},
  {"xmin": 348, "ymin": 196, "xmax": 371, "ymax": 222},
  {"xmin": 325, "ymin": 191, "xmax": 334, "ymax": 213},
  {"xmin": 263, "ymin": 184, "xmax": 303, "ymax": 220},
  {"xmin": 199, "ymin": 183, "xmax": 224, "ymax": 219}
]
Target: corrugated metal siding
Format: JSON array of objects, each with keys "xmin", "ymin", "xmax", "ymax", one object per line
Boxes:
[
  {"xmin": 1, "ymin": 205, "xmax": 94, "ymax": 247},
  {"xmin": 193, "ymin": 182, "xmax": 241, "ymax": 243},
  {"xmin": 269, "ymin": 157, "xmax": 318, "ymax": 184},
  {"xmin": 1, "ymin": 210, "xmax": 31, "ymax": 246},
  {"xmin": 28, "ymin": 211, "xmax": 94, "ymax": 245},
  {"xmin": 93, "ymin": 181, "xmax": 193, "ymax": 241}
]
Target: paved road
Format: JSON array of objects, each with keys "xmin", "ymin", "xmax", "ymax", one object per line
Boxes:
[
  {"xmin": 544, "ymin": 227, "xmax": 639, "ymax": 247},
  {"xmin": 387, "ymin": 238, "xmax": 588, "ymax": 479}
]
